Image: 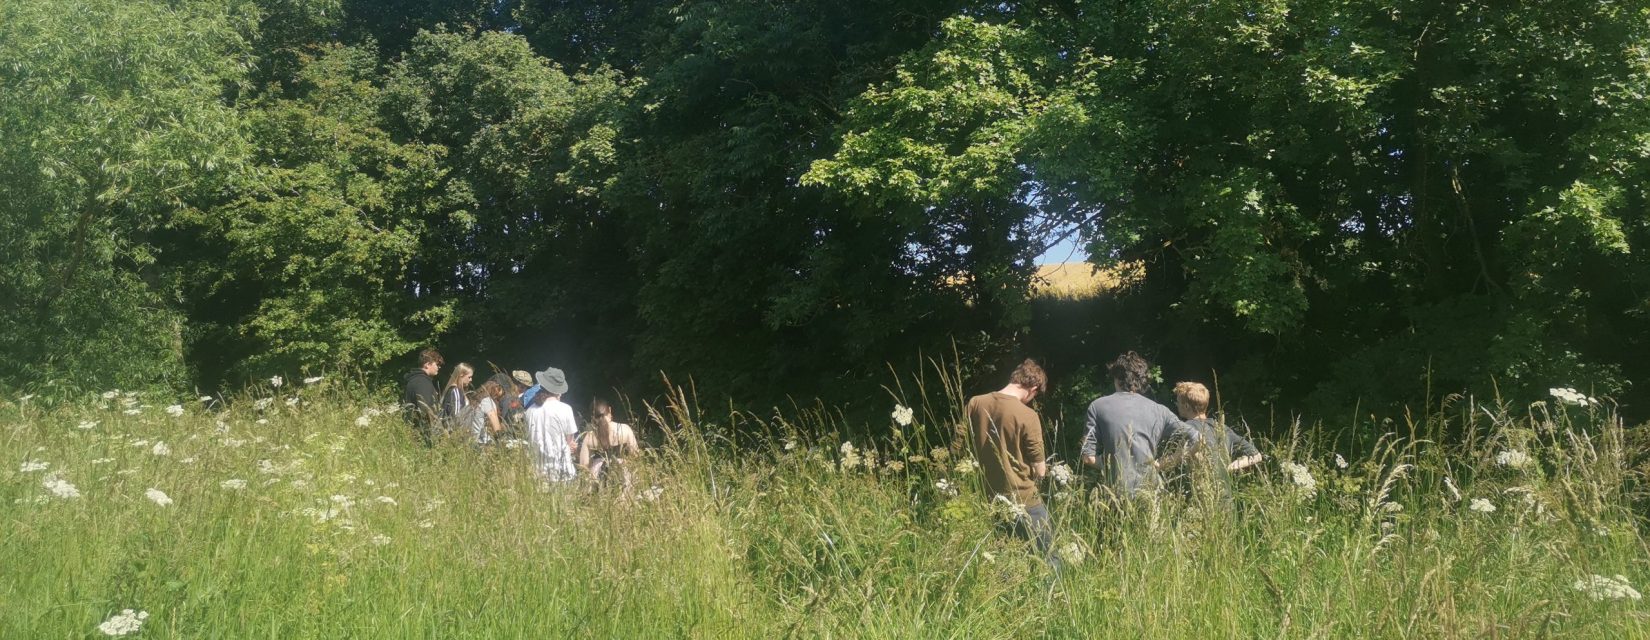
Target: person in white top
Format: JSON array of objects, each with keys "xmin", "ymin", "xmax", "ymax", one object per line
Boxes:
[
  {"xmin": 578, "ymin": 398, "xmax": 640, "ymax": 489},
  {"xmin": 524, "ymin": 367, "xmax": 577, "ymax": 482}
]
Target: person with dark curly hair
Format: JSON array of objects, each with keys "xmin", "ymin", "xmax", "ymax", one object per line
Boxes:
[{"xmin": 1079, "ymin": 351, "xmax": 1201, "ymax": 496}]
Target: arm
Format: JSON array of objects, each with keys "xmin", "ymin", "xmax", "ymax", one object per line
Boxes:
[
  {"xmin": 1154, "ymin": 411, "xmax": 1202, "ymax": 471},
  {"xmin": 576, "ymin": 433, "xmax": 592, "ymax": 469},
  {"xmin": 485, "ymin": 403, "xmax": 503, "ymax": 434},
  {"xmin": 1080, "ymin": 402, "xmax": 1100, "ymax": 468},
  {"xmin": 1023, "ymin": 415, "xmax": 1047, "ymax": 480},
  {"xmin": 1227, "ymin": 453, "xmax": 1264, "ymax": 472}
]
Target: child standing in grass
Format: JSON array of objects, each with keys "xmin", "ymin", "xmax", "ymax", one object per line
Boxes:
[
  {"xmin": 465, "ymin": 381, "xmax": 506, "ymax": 447},
  {"xmin": 525, "ymin": 367, "xmax": 577, "ymax": 482},
  {"xmin": 1172, "ymin": 381, "xmax": 1262, "ymax": 472}
]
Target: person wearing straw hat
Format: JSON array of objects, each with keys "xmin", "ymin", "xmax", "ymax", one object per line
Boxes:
[{"xmin": 524, "ymin": 367, "xmax": 577, "ymax": 482}]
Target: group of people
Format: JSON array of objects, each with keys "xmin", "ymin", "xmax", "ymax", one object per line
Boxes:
[
  {"xmin": 398, "ymin": 348, "xmax": 639, "ymax": 488},
  {"xmin": 963, "ymin": 351, "xmax": 1263, "ymax": 567}
]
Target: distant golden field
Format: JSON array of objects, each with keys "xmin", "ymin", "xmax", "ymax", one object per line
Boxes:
[{"xmin": 1030, "ymin": 261, "xmax": 1141, "ymax": 300}]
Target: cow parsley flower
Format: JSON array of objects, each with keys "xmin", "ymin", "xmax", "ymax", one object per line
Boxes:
[
  {"xmin": 1574, "ymin": 574, "xmax": 1641, "ymax": 601},
  {"xmin": 164, "ymin": 405, "xmax": 184, "ymax": 417},
  {"xmin": 1495, "ymin": 450, "xmax": 1533, "ymax": 469},
  {"xmin": 1049, "ymin": 462, "xmax": 1075, "ymax": 486},
  {"xmin": 97, "ymin": 609, "xmax": 149, "ymax": 636},
  {"xmin": 783, "ymin": 438, "xmax": 798, "ymax": 451},
  {"xmin": 150, "ymin": 441, "xmax": 170, "ymax": 457},
  {"xmin": 43, "ymin": 474, "xmax": 80, "ymax": 499},
  {"xmin": 993, "ymin": 494, "xmax": 1028, "ymax": 519},
  {"xmin": 884, "ymin": 460, "xmax": 906, "ymax": 472},
  {"xmin": 303, "ymin": 376, "xmax": 324, "ymax": 385},
  {"xmin": 1280, "ymin": 461, "xmax": 1317, "ymax": 497},
  {"xmin": 269, "ymin": 376, "xmax": 284, "ymax": 388},
  {"xmin": 122, "ymin": 409, "xmax": 141, "ymax": 416},
  {"xmin": 145, "ymin": 488, "xmax": 173, "ymax": 507},
  {"xmin": 221, "ymin": 479, "xmax": 247, "ymax": 490},
  {"xmin": 91, "ymin": 458, "xmax": 114, "ymax": 465},
  {"xmin": 1549, "ymin": 387, "xmax": 1597, "ymax": 407},
  {"xmin": 199, "ymin": 395, "xmax": 213, "ymax": 403},
  {"xmin": 19, "ymin": 460, "xmax": 49, "ymax": 473},
  {"xmin": 930, "ymin": 447, "xmax": 950, "ymax": 462},
  {"xmin": 101, "ymin": 390, "xmax": 120, "ymax": 400},
  {"xmin": 354, "ymin": 416, "xmax": 371, "ymax": 427},
  {"xmin": 1061, "ymin": 541, "xmax": 1088, "ymax": 567},
  {"xmin": 954, "ymin": 459, "xmax": 979, "ymax": 475},
  {"xmin": 284, "ymin": 396, "xmax": 300, "ymax": 407},
  {"xmin": 839, "ymin": 441, "xmax": 863, "ymax": 471},
  {"xmin": 934, "ymin": 479, "xmax": 959, "ymax": 497},
  {"xmin": 1334, "ymin": 454, "xmax": 1349, "ymax": 469},
  {"xmin": 370, "ymin": 534, "xmax": 392, "ymax": 546},
  {"xmin": 891, "ymin": 404, "xmax": 914, "ymax": 427},
  {"xmin": 77, "ymin": 420, "xmax": 98, "ymax": 430},
  {"xmin": 1469, "ymin": 498, "xmax": 1496, "ymax": 513}
]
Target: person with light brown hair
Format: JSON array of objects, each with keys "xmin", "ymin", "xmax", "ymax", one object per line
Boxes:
[
  {"xmin": 577, "ymin": 398, "xmax": 640, "ymax": 489},
  {"xmin": 464, "ymin": 380, "xmax": 507, "ymax": 446},
  {"xmin": 1172, "ymin": 381, "xmax": 1261, "ymax": 472},
  {"xmin": 1079, "ymin": 351, "xmax": 1202, "ymax": 496},
  {"xmin": 963, "ymin": 358, "xmax": 1057, "ymax": 569}
]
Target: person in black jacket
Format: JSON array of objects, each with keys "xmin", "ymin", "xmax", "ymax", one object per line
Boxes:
[{"xmin": 401, "ymin": 348, "xmax": 444, "ymax": 446}]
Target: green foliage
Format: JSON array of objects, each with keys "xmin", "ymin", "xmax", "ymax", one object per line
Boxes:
[{"xmin": 0, "ymin": 0, "xmax": 256, "ymax": 390}]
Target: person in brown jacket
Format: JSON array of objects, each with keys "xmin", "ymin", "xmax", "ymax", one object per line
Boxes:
[{"xmin": 964, "ymin": 358, "xmax": 1058, "ymax": 569}]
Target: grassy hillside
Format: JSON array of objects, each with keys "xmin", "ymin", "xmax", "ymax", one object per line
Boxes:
[{"xmin": 3, "ymin": 382, "xmax": 1647, "ymax": 637}]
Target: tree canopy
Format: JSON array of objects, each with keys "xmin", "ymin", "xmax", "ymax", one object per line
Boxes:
[{"xmin": 5, "ymin": 0, "xmax": 1648, "ymax": 420}]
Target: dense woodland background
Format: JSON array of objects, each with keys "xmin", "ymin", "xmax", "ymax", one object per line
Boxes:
[{"xmin": 5, "ymin": 0, "xmax": 1650, "ymax": 429}]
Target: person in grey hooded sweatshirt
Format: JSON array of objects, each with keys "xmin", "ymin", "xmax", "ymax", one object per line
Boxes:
[
  {"xmin": 401, "ymin": 348, "xmax": 443, "ymax": 446},
  {"xmin": 1079, "ymin": 351, "xmax": 1201, "ymax": 497}
]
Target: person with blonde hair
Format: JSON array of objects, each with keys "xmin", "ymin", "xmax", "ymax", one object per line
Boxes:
[
  {"xmin": 1172, "ymin": 381, "xmax": 1261, "ymax": 472},
  {"xmin": 439, "ymin": 362, "xmax": 474, "ymax": 435},
  {"xmin": 577, "ymin": 398, "xmax": 640, "ymax": 488}
]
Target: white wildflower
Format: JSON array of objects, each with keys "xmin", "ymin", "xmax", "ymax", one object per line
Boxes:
[
  {"xmin": 221, "ymin": 479, "xmax": 247, "ymax": 490},
  {"xmin": 1573, "ymin": 574, "xmax": 1642, "ymax": 601},
  {"xmin": 891, "ymin": 404, "xmax": 914, "ymax": 427},
  {"xmin": 954, "ymin": 458, "xmax": 979, "ymax": 475},
  {"xmin": 370, "ymin": 534, "xmax": 392, "ymax": 546},
  {"xmin": 502, "ymin": 438, "xmax": 525, "ymax": 450},
  {"xmin": 150, "ymin": 441, "xmax": 170, "ymax": 456},
  {"xmin": 354, "ymin": 416, "xmax": 371, "ymax": 428},
  {"xmin": 930, "ymin": 447, "xmax": 950, "ymax": 462},
  {"xmin": 145, "ymin": 488, "xmax": 173, "ymax": 507},
  {"xmin": 1469, "ymin": 498, "xmax": 1496, "ymax": 513},
  {"xmin": 269, "ymin": 376, "xmax": 283, "ymax": 388},
  {"xmin": 284, "ymin": 396, "xmax": 300, "ymax": 407},
  {"xmin": 101, "ymin": 391, "xmax": 120, "ymax": 400},
  {"xmin": 1549, "ymin": 387, "xmax": 1597, "ymax": 407},
  {"xmin": 253, "ymin": 398, "xmax": 273, "ymax": 411},
  {"xmin": 256, "ymin": 419, "xmax": 268, "ymax": 425},
  {"xmin": 783, "ymin": 438, "xmax": 798, "ymax": 451},
  {"xmin": 993, "ymin": 494, "xmax": 1029, "ymax": 520},
  {"xmin": 289, "ymin": 479, "xmax": 309, "ymax": 489},
  {"xmin": 303, "ymin": 376, "xmax": 324, "ymax": 385},
  {"xmin": 418, "ymin": 519, "xmax": 435, "ymax": 529},
  {"xmin": 97, "ymin": 609, "xmax": 149, "ymax": 636},
  {"xmin": 331, "ymin": 494, "xmax": 355, "ymax": 507},
  {"xmin": 122, "ymin": 409, "xmax": 141, "ymax": 416},
  {"xmin": 839, "ymin": 441, "xmax": 863, "ymax": 471},
  {"xmin": 1334, "ymin": 454, "xmax": 1349, "ymax": 469},
  {"xmin": 42, "ymin": 474, "xmax": 80, "ymax": 499},
  {"xmin": 1061, "ymin": 541, "xmax": 1088, "ymax": 567},
  {"xmin": 77, "ymin": 420, "xmax": 98, "ymax": 430},
  {"xmin": 180, "ymin": 457, "xmax": 195, "ymax": 464},
  {"xmin": 164, "ymin": 404, "xmax": 184, "ymax": 417},
  {"xmin": 91, "ymin": 458, "xmax": 114, "ymax": 465},
  {"xmin": 1280, "ymin": 461, "xmax": 1317, "ymax": 497},
  {"xmin": 641, "ymin": 485, "xmax": 665, "ymax": 502},
  {"xmin": 375, "ymin": 496, "xmax": 397, "ymax": 505},
  {"xmin": 20, "ymin": 393, "xmax": 35, "ymax": 402},
  {"xmin": 199, "ymin": 395, "xmax": 213, "ymax": 403},
  {"xmin": 1049, "ymin": 462, "xmax": 1075, "ymax": 487},
  {"xmin": 1495, "ymin": 450, "xmax": 1534, "ymax": 469},
  {"xmin": 935, "ymin": 479, "xmax": 959, "ymax": 497},
  {"xmin": 19, "ymin": 460, "xmax": 49, "ymax": 473},
  {"xmin": 981, "ymin": 551, "xmax": 997, "ymax": 564}
]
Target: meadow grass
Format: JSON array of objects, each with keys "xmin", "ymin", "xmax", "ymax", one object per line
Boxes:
[{"xmin": 2, "ymin": 382, "xmax": 1647, "ymax": 638}]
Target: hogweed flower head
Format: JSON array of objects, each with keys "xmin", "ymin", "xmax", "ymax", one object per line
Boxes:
[
  {"xmin": 891, "ymin": 404, "xmax": 914, "ymax": 427},
  {"xmin": 1049, "ymin": 462, "xmax": 1075, "ymax": 487},
  {"xmin": 269, "ymin": 376, "xmax": 284, "ymax": 388},
  {"xmin": 1574, "ymin": 574, "xmax": 1641, "ymax": 601},
  {"xmin": 145, "ymin": 488, "xmax": 173, "ymax": 507},
  {"xmin": 43, "ymin": 474, "xmax": 80, "ymax": 499},
  {"xmin": 1280, "ymin": 461, "xmax": 1317, "ymax": 497},
  {"xmin": 1469, "ymin": 498, "xmax": 1496, "ymax": 513},
  {"xmin": 164, "ymin": 405, "xmax": 184, "ymax": 417},
  {"xmin": 954, "ymin": 459, "xmax": 979, "ymax": 475},
  {"xmin": 1549, "ymin": 387, "xmax": 1597, "ymax": 407},
  {"xmin": 97, "ymin": 609, "xmax": 149, "ymax": 636},
  {"xmin": 19, "ymin": 460, "xmax": 49, "ymax": 473}
]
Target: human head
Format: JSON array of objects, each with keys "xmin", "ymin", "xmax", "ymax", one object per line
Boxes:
[
  {"xmin": 590, "ymin": 398, "xmax": 613, "ymax": 430},
  {"xmin": 1108, "ymin": 351, "xmax": 1151, "ymax": 394},
  {"xmin": 446, "ymin": 362, "xmax": 474, "ymax": 390},
  {"xmin": 1008, "ymin": 359, "xmax": 1047, "ymax": 401},
  {"xmin": 534, "ymin": 367, "xmax": 569, "ymax": 396},
  {"xmin": 1173, "ymin": 381, "xmax": 1210, "ymax": 419},
  {"xmin": 419, "ymin": 348, "xmax": 444, "ymax": 376},
  {"xmin": 477, "ymin": 380, "xmax": 504, "ymax": 403}
]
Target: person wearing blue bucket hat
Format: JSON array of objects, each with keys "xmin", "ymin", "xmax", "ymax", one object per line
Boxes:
[{"xmin": 524, "ymin": 366, "xmax": 577, "ymax": 481}]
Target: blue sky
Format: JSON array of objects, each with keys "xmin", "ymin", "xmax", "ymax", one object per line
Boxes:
[{"xmin": 1035, "ymin": 233, "xmax": 1089, "ymax": 265}]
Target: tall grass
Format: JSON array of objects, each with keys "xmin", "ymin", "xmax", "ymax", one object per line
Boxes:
[{"xmin": 2, "ymin": 380, "xmax": 1646, "ymax": 638}]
